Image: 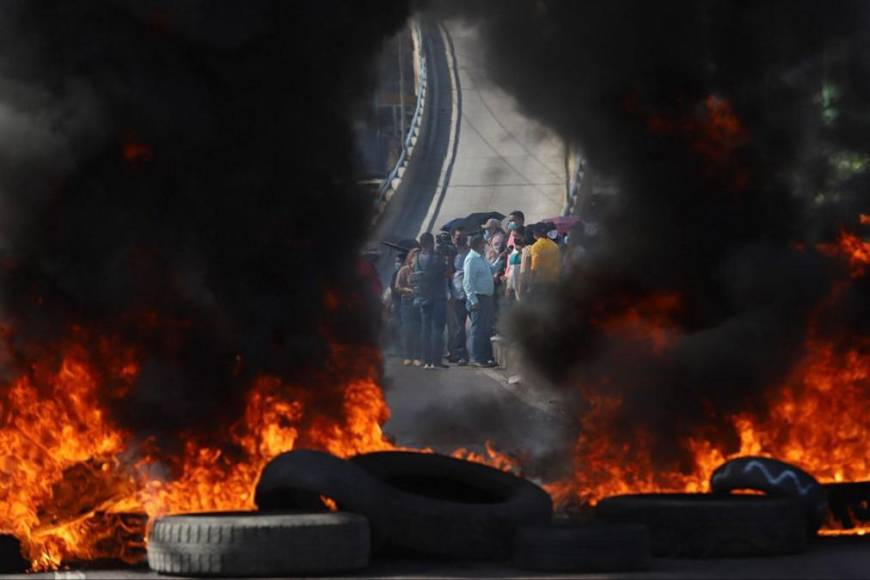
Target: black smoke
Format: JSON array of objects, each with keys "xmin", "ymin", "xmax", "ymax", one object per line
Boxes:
[
  {"xmin": 0, "ymin": 1, "xmax": 411, "ymax": 448},
  {"xmin": 441, "ymin": 1, "xmax": 869, "ymax": 468}
]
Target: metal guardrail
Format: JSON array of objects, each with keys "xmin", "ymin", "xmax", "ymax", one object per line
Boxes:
[
  {"xmin": 373, "ymin": 21, "xmax": 427, "ymax": 221},
  {"xmin": 563, "ymin": 152, "xmax": 585, "ymax": 216}
]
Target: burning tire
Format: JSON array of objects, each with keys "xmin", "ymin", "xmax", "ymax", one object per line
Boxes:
[
  {"xmin": 147, "ymin": 511, "xmax": 369, "ymax": 577},
  {"xmin": 350, "ymin": 451, "xmax": 553, "ymax": 560},
  {"xmin": 255, "ymin": 449, "xmax": 388, "ymax": 516},
  {"xmin": 596, "ymin": 493, "xmax": 807, "ymax": 557},
  {"xmin": 513, "ymin": 521, "xmax": 650, "ymax": 572},
  {"xmin": 710, "ymin": 456, "xmax": 828, "ymax": 531}
]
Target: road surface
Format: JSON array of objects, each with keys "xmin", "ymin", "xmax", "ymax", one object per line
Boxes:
[{"xmin": 16, "ymin": 537, "xmax": 870, "ymax": 579}]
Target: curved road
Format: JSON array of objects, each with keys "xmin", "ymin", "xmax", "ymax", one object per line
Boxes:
[
  {"xmin": 421, "ymin": 20, "xmax": 568, "ymax": 235},
  {"xmin": 373, "ymin": 17, "xmax": 455, "ymax": 250},
  {"xmin": 375, "ymin": 18, "xmax": 568, "ymax": 251},
  {"xmin": 375, "ymin": 19, "xmax": 567, "ymax": 457}
]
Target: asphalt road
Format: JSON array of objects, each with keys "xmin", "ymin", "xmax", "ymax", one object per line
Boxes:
[
  {"xmin": 430, "ymin": 20, "xmax": 568, "ymax": 231},
  {"xmin": 373, "ymin": 15, "xmax": 454, "ymax": 271},
  {"xmin": 380, "ymin": 355, "xmax": 569, "ymax": 460},
  {"xmin": 13, "ymin": 537, "xmax": 870, "ymax": 579}
]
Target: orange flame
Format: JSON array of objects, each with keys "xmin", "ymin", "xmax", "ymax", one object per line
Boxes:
[
  {"xmin": 0, "ymin": 337, "xmax": 520, "ymax": 570},
  {"xmin": 554, "ymin": 229, "xmax": 870, "ymax": 537},
  {"xmin": 452, "ymin": 440, "xmax": 519, "ymax": 474},
  {"xmin": 592, "ymin": 292, "xmax": 681, "ymax": 352},
  {"xmin": 640, "ymin": 94, "xmax": 750, "ymax": 189},
  {"xmin": 817, "ymin": 231, "xmax": 870, "ymax": 278},
  {"xmin": 0, "ymin": 341, "xmax": 399, "ymax": 570}
]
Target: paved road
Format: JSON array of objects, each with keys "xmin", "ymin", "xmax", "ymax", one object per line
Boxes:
[
  {"xmin": 422, "ymin": 19, "xmax": 568, "ymax": 234},
  {"xmin": 381, "ymin": 356, "xmax": 568, "ymax": 460},
  {"xmin": 16, "ymin": 537, "xmax": 870, "ymax": 579},
  {"xmin": 373, "ymin": 16, "xmax": 454, "ymax": 262}
]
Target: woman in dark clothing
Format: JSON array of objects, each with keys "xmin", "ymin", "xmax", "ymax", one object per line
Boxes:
[{"xmin": 394, "ymin": 248, "xmax": 422, "ymax": 366}]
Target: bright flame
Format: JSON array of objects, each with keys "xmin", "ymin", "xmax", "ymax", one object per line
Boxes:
[
  {"xmin": 553, "ymin": 228, "xmax": 870, "ymax": 537},
  {"xmin": 0, "ymin": 343, "xmax": 398, "ymax": 570},
  {"xmin": 0, "ymin": 339, "xmax": 519, "ymax": 570},
  {"xmin": 452, "ymin": 440, "xmax": 519, "ymax": 474}
]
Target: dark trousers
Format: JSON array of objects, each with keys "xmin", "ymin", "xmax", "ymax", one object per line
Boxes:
[
  {"xmin": 401, "ymin": 298, "xmax": 421, "ymax": 360},
  {"xmin": 420, "ymin": 300, "xmax": 447, "ymax": 366},
  {"xmin": 449, "ymin": 298, "xmax": 468, "ymax": 360},
  {"xmin": 468, "ymin": 294, "xmax": 494, "ymax": 364}
]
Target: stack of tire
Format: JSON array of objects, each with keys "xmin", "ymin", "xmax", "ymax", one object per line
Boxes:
[
  {"xmin": 147, "ymin": 452, "xmax": 829, "ymax": 576},
  {"xmin": 596, "ymin": 456, "xmax": 828, "ymax": 558},
  {"xmin": 148, "ymin": 450, "xmax": 562, "ymax": 576}
]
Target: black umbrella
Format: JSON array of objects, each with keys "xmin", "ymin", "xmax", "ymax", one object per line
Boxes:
[
  {"xmin": 439, "ymin": 211, "xmax": 506, "ymax": 232},
  {"xmin": 380, "ymin": 237, "xmax": 419, "ymax": 252},
  {"xmin": 439, "ymin": 217, "xmax": 466, "ymax": 233}
]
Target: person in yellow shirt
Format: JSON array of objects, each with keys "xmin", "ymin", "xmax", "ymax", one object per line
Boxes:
[{"xmin": 528, "ymin": 223, "xmax": 561, "ymax": 291}]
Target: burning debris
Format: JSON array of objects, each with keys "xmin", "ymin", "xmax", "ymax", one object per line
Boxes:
[
  {"xmin": 441, "ymin": 0, "xmax": 870, "ymax": 523},
  {"xmin": 0, "ymin": 0, "xmax": 413, "ymax": 569}
]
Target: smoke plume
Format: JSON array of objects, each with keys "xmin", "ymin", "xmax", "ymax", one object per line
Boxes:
[
  {"xmin": 0, "ymin": 1, "xmax": 410, "ymax": 449},
  {"xmin": 443, "ymin": 1, "xmax": 869, "ymax": 469}
]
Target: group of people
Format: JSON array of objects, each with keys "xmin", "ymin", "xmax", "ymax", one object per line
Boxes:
[{"xmin": 387, "ymin": 210, "xmax": 574, "ymax": 370}]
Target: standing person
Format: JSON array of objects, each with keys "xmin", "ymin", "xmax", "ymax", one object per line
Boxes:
[
  {"xmin": 519, "ymin": 226, "xmax": 535, "ymax": 297},
  {"xmin": 448, "ymin": 226, "xmax": 470, "ymax": 365},
  {"xmin": 387, "ymin": 251, "xmax": 408, "ymax": 355},
  {"xmin": 482, "ymin": 218, "xmax": 507, "ymax": 331},
  {"xmin": 504, "ymin": 226, "xmax": 527, "ymax": 303},
  {"xmin": 528, "ymin": 223, "xmax": 561, "ymax": 294},
  {"xmin": 433, "ymin": 232, "xmax": 454, "ymax": 368},
  {"xmin": 463, "ymin": 235, "xmax": 495, "ymax": 367},
  {"xmin": 413, "ymin": 232, "xmax": 449, "ymax": 370},
  {"xmin": 505, "ymin": 210, "xmax": 525, "ymax": 248},
  {"xmin": 394, "ymin": 248, "xmax": 421, "ymax": 366},
  {"xmin": 503, "ymin": 211, "xmax": 525, "ymax": 283},
  {"xmin": 482, "ymin": 218, "xmax": 507, "ymax": 268}
]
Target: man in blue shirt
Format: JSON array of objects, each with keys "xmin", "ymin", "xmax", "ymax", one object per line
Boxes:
[{"xmin": 463, "ymin": 235, "xmax": 495, "ymax": 367}]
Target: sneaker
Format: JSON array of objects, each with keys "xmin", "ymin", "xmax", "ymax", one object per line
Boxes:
[
  {"xmin": 456, "ymin": 359, "xmax": 468, "ymax": 366},
  {"xmin": 434, "ymin": 362, "xmax": 449, "ymax": 369},
  {"xmin": 413, "ymin": 360, "xmax": 423, "ymax": 367},
  {"xmin": 424, "ymin": 364, "xmax": 435, "ymax": 370},
  {"xmin": 471, "ymin": 361, "xmax": 490, "ymax": 368},
  {"xmin": 402, "ymin": 359, "xmax": 412, "ymax": 366}
]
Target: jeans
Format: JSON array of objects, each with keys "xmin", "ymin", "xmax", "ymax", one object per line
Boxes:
[
  {"xmin": 449, "ymin": 298, "xmax": 468, "ymax": 360},
  {"xmin": 419, "ymin": 300, "xmax": 448, "ymax": 366},
  {"xmin": 401, "ymin": 297, "xmax": 421, "ymax": 361},
  {"xmin": 468, "ymin": 294, "xmax": 494, "ymax": 364}
]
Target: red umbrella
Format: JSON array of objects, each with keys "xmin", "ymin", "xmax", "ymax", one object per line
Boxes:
[{"xmin": 541, "ymin": 215, "xmax": 581, "ymax": 234}]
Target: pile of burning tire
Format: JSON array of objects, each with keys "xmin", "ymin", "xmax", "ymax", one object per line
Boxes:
[{"xmin": 144, "ymin": 452, "xmax": 838, "ymax": 576}]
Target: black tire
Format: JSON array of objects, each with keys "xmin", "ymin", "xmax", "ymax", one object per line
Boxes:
[
  {"xmin": 596, "ymin": 493, "xmax": 807, "ymax": 557},
  {"xmin": 514, "ymin": 521, "xmax": 650, "ymax": 572},
  {"xmin": 0, "ymin": 535, "xmax": 27, "ymax": 573},
  {"xmin": 711, "ymin": 456, "xmax": 828, "ymax": 532},
  {"xmin": 350, "ymin": 451, "xmax": 553, "ymax": 560},
  {"xmin": 147, "ymin": 511, "xmax": 369, "ymax": 577},
  {"xmin": 255, "ymin": 450, "xmax": 387, "ymax": 515}
]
